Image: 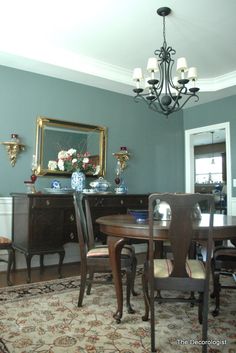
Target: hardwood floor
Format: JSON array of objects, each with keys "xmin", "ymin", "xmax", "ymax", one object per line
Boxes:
[{"xmin": 0, "ymin": 262, "xmax": 81, "ymax": 288}]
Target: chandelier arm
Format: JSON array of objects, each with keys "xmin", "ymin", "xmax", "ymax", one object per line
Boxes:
[
  {"xmin": 134, "ymin": 94, "xmax": 148, "ymax": 104},
  {"xmin": 149, "ymin": 86, "xmax": 170, "ymax": 113},
  {"xmin": 134, "ymin": 93, "xmax": 170, "ymax": 117},
  {"xmin": 176, "ymin": 92, "xmax": 200, "ymax": 111},
  {"xmin": 166, "ymin": 59, "xmax": 180, "ymax": 105},
  {"xmin": 151, "ymin": 101, "xmax": 181, "ymax": 116}
]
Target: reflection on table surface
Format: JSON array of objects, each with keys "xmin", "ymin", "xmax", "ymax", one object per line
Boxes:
[{"xmin": 97, "ymin": 213, "xmax": 236, "ymax": 241}]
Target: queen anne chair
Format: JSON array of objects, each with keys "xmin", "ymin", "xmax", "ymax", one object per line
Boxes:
[
  {"xmin": 0, "ymin": 236, "xmax": 14, "ymax": 285},
  {"xmin": 73, "ymin": 192, "xmax": 137, "ymax": 320},
  {"xmin": 142, "ymin": 193, "xmax": 214, "ymax": 353},
  {"xmin": 211, "ymin": 238, "xmax": 236, "ymax": 316}
]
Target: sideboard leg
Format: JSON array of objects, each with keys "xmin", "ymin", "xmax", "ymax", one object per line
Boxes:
[
  {"xmin": 58, "ymin": 249, "xmax": 65, "ymax": 278},
  {"xmin": 25, "ymin": 254, "xmax": 32, "ymax": 283}
]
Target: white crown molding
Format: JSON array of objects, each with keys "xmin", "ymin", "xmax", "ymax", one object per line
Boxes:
[
  {"xmin": 198, "ymin": 71, "xmax": 236, "ymax": 92},
  {"xmin": 0, "ymin": 50, "xmax": 235, "ymax": 97}
]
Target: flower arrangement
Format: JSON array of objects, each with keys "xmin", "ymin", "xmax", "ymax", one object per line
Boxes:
[{"xmin": 48, "ymin": 148, "xmax": 100, "ymax": 175}]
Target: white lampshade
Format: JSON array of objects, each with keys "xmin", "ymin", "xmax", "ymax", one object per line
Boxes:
[
  {"xmin": 133, "ymin": 68, "xmax": 143, "ymax": 80},
  {"xmin": 188, "ymin": 67, "xmax": 198, "ymax": 80},
  {"xmin": 147, "ymin": 57, "xmax": 159, "ymax": 72},
  {"xmin": 177, "ymin": 57, "xmax": 188, "ymax": 72}
]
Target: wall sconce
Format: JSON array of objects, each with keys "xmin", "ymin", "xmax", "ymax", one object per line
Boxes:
[
  {"xmin": 112, "ymin": 146, "xmax": 130, "ymax": 171},
  {"xmin": 0, "ymin": 134, "xmax": 25, "ymax": 166},
  {"xmin": 113, "ymin": 147, "xmax": 130, "ymax": 194}
]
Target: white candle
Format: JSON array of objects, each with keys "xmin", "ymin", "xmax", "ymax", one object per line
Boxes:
[{"xmin": 32, "ymin": 154, "xmax": 37, "ymax": 170}]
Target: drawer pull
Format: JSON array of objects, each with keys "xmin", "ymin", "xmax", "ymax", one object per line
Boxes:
[
  {"xmin": 140, "ymin": 200, "xmax": 143, "ymax": 204},
  {"xmin": 120, "ymin": 199, "xmax": 124, "ymax": 205},
  {"xmin": 46, "ymin": 200, "xmax": 50, "ymax": 206},
  {"xmin": 69, "ymin": 232, "xmax": 75, "ymax": 240},
  {"xmin": 70, "ymin": 214, "xmax": 75, "ymax": 222}
]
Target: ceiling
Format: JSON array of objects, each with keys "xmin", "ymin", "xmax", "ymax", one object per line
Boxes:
[
  {"xmin": 0, "ymin": 0, "xmax": 236, "ymax": 109},
  {"xmin": 193, "ymin": 129, "xmax": 225, "ymax": 146}
]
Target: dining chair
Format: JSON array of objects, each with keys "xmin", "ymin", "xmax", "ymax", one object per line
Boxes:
[
  {"xmin": 73, "ymin": 192, "xmax": 137, "ymax": 320},
  {"xmin": 211, "ymin": 238, "xmax": 236, "ymax": 316},
  {"xmin": 142, "ymin": 193, "xmax": 214, "ymax": 353},
  {"xmin": 0, "ymin": 236, "xmax": 14, "ymax": 285}
]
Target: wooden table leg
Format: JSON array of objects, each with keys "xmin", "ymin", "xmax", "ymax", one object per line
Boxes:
[{"xmin": 108, "ymin": 235, "xmax": 126, "ymax": 323}]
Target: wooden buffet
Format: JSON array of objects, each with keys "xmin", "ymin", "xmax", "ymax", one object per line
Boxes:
[{"xmin": 11, "ymin": 193, "xmax": 148, "ymax": 282}]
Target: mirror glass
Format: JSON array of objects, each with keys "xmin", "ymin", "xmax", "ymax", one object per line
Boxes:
[{"xmin": 35, "ymin": 116, "xmax": 107, "ymax": 177}]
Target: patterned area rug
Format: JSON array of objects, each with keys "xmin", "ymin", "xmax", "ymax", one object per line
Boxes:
[{"xmin": 0, "ymin": 274, "xmax": 236, "ymax": 353}]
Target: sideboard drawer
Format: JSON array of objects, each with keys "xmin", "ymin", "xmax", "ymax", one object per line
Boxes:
[
  {"xmin": 31, "ymin": 196, "xmax": 73, "ymax": 209},
  {"xmin": 121, "ymin": 196, "xmax": 148, "ymax": 208},
  {"xmin": 84, "ymin": 196, "xmax": 126, "ymax": 207},
  {"xmin": 85, "ymin": 195, "xmax": 148, "ymax": 208}
]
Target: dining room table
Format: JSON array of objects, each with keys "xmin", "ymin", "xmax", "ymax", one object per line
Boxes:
[{"xmin": 96, "ymin": 213, "xmax": 236, "ymax": 322}]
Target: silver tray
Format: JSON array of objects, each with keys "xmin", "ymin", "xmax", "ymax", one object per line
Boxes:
[
  {"xmin": 44, "ymin": 188, "xmax": 74, "ymax": 194},
  {"xmin": 82, "ymin": 191, "xmax": 113, "ymax": 195}
]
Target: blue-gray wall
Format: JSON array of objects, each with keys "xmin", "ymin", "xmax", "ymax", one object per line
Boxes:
[
  {"xmin": 0, "ymin": 65, "xmax": 185, "ymax": 196},
  {"xmin": 183, "ymin": 95, "xmax": 236, "ymax": 196}
]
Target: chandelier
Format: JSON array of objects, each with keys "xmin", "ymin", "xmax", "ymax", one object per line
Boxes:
[{"xmin": 132, "ymin": 7, "xmax": 200, "ymax": 117}]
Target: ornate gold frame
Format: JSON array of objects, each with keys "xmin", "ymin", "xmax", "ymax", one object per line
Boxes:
[{"xmin": 35, "ymin": 116, "xmax": 107, "ymax": 177}]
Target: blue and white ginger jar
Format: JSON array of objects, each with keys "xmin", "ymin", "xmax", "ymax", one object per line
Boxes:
[{"xmin": 71, "ymin": 170, "xmax": 86, "ymax": 192}]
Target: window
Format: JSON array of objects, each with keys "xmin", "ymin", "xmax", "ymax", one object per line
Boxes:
[{"xmin": 195, "ymin": 156, "xmax": 223, "ymax": 184}]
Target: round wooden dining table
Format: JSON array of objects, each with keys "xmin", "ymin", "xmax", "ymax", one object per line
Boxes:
[{"xmin": 96, "ymin": 213, "xmax": 236, "ymax": 322}]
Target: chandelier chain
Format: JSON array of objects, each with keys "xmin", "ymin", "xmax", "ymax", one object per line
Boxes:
[{"xmin": 163, "ymin": 15, "xmax": 167, "ymax": 48}]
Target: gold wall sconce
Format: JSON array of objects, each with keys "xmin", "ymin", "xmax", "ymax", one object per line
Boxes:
[
  {"xmin": 0, "ymin": 134, "xmax": 25, "ymax": 166},
  {"xmin": 113, "ymin": 146, "xmax": 130, "ymax": 194},
  {"xmin": 113, "ymin": 146, "xmax": 130, "ymax": 172}
]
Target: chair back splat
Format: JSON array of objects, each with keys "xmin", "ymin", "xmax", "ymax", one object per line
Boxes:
[
  {"xmin": 73, "ymin": 192, "xmax": 137, "ymax": 323},
  {"xmin": 142, "ymin": 193, "xmax": 214, "ymax": 353}
]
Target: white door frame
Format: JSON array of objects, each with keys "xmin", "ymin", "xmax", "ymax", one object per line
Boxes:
[{"xmin": 185, "ymin": 122, "xmax": 232, "ymax": 215}]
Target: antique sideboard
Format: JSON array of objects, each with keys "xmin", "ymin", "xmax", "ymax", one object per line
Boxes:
[{"xmin": 11, "ymin": 193, "xmax": 148, "ymax": 282}]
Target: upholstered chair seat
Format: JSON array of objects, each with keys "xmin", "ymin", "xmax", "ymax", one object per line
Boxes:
[
  {"xmin": 153, "ymin": 258, "xmax": 205, "ymax": 279},
  {"xmin": 87, "ymin": 244, "xmax": 134, "ymax": 259}
]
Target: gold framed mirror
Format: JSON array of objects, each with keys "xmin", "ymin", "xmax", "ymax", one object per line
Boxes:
[{"xmin": 34, "ymin": 116, "xmax": 107, "ymax": 177}]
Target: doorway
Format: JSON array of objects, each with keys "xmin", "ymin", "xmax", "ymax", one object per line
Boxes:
[{"xmin": 185, "ymin": 122, "xmax": 232, "ymax": 215}]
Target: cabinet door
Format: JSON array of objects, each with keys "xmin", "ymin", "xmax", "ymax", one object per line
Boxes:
[{"xmin": 31, "ymin": 208, "xmax": 64, "ymax": 250}]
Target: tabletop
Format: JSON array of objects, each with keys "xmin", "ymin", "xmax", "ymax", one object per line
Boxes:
[{"xmin": 96, "ymin": 213, "xmax": 236, "ymax": 241}]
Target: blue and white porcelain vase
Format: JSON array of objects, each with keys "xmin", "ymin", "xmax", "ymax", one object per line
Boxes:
[{"xmin": 71, "ymin": 170, "xmax": 86, "ymax": 192}]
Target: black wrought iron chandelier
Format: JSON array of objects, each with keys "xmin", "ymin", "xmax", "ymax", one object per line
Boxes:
[{"xmin": 132, "ymin": 7, "xmax": 200, "ymax": 117}]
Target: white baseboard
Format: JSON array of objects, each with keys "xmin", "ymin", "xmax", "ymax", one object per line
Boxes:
[
  {"xmin": 0, "ymin": 197, "xmax": 12, "ymax": 238},
  {"xmin": 231, "ymin": 197, "xmax": 236, "ymax": 215}
]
